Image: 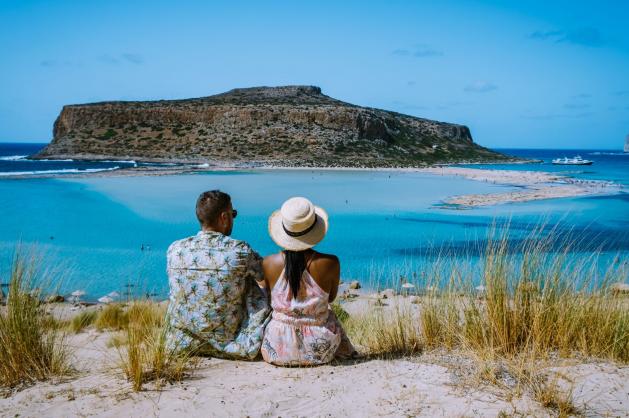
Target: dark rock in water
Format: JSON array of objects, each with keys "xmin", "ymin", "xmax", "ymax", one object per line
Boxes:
[{"xmin": 35, "ymin": 86, "xmax": 510, "ymax": 167}]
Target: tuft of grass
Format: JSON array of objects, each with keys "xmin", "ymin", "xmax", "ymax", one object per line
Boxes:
[
  {"xmin": 107, "ymin": 332, "xmax": 127, "ymax": 349},
  {"xmin": 69, "ymin": 310, "xmax": 97, "ymax": 333},
  {"xmin": 343, "ymin": 303, "xmax": 422, "ymax": 357},
  {"xmin": 521, "ymin": 368, "xmax": 581, "ymax": 418},
  {"xmin": 0, "ymin": 251, "xmax": 71, "ymax": 388},
  {"xmin": 94, "ymin": 304, "xmax": 128, "ymax": 331},
  {"xmin": 532, "ymin": 380, "xmax": 579, "ymax": 417},
  {"xmin": 117, "ymin": 301, "xmax": 193, "ymax": 391},
  {"xmin": 330, "ymin": 302, "xmax": 349, "ymax": 323},
  {"xmin": 416, "ymin": 225, "xmax": 629, "ymax": 363}
]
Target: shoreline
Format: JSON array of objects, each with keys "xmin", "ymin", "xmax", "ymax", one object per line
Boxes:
[
  {"xmin": 418, "ymin": 166, "xmax": 623, "ymax": 207},
  {"xmin": 0, "ymin": 158, "xmax": 623, "ymax": 208}
]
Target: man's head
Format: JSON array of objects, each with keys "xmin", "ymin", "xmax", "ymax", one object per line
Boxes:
[{"xmin": 195, "ymin": 190, "xmax": 237, "ymax": 235}]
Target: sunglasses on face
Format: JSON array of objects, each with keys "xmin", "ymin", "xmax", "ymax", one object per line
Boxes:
[{"xmin": 231, "ymin": 209, "xmax": 238, "ymax": 219}]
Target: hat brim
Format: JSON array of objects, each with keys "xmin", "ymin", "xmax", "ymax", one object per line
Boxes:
[{"xmin": 268, "ymin": 206, "xmax": 328, "ymax": 251}]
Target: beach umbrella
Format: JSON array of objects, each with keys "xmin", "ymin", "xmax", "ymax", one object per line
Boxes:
[
  {"xmin": 401, "ymin": 282, "xmax": 416, "ymax": 295},
  {"xmin": 70, "ymin": 289, "xmax": 86, "ymax": 305},
  {"xmin": 107, "ymin": 291, "xmax": 120, "ymax": 298},
  {"xmin": 98, "ymin": 295, "xmax": 114, "ymax": 304},
  {"xmin": 475, "ymin": 285, "xmax": 486, "ymax": 293}
]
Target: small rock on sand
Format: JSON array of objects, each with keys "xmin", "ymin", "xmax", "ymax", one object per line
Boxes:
[
  {"xmin": 380, "ymin": 289, "xmax": 395, "ymax": 299},
  {"xmin": 349, "ymin": 280, "xmax": 361, "ymax": 290},
  {"xmin": 46, "ymin": 294, "xmax": 65, "ymax": 303}
]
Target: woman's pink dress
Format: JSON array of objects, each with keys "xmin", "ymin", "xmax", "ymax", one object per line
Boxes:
[{"xmin": 261, "ymin": 269, "xmax": 354, "ymax": 366}]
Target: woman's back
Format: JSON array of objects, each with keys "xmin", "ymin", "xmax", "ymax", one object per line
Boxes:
[
  {"xmin": 269, "ymin": 262, "xmax": 331, "ymax": 324},
  {"xmin": 261, "ymin": 251, "xmax": 350, "ymax": 366},
  {"xmin": 262, "ymin": 197, "xmax": 356, "ymax": 366},
  {"xmin": 263, "ymin": 250, "xmax": 340, "ymax": 301}
]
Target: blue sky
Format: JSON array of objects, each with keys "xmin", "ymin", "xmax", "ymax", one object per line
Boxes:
[{"xmin": 1, "ymin": 0, "xmax": 628, "ymax": 149}]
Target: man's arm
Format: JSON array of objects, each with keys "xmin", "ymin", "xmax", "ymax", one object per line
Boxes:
[{"xmin": 243, "ymin": 244, "xmax": 266, "ymax": 289}]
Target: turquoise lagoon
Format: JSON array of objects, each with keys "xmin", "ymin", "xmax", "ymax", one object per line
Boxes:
[{"xmin": 0, "ymin": 147, "xmax": 628, "ymax": 299}]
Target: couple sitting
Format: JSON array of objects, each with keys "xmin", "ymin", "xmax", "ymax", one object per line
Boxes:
[{"xmin": 165, "ymin": 190, "xmax": 355, "ymax": 366}]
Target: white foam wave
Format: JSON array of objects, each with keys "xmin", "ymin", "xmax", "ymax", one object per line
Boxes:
[
  {"xmin": 0, "ymin": 166, "xmax": 121, "ymax": 177},
  {"xmin": 0, "ymin": 155, "xmax": 28, "ymax": 161},
  {"xmin": 35, "ymin": 159, "xmax": 75, "ymax": 162},
  {"xmin": 100, "ymin": 159, "xmax": 137, "ymax": 164}
]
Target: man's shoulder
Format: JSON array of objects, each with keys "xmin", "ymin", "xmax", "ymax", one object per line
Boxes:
[
  {"xmin": 167, "ymin": 233, "xmax": 255, "ymax": 254},
  {"xmin": 228, "ymin": 236, "xmax": 255, "ymax": 252},
  {"xmin": 167, "ymin": 235, "xmax": 197, "ymax": 253}
]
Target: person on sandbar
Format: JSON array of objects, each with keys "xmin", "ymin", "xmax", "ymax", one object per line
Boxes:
[{"xmin": 261, "ymin": 197, "xmax": 357, "ymax": 366}]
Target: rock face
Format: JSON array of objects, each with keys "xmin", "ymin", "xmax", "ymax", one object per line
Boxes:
[{"xmin": 36, "ymin": 86, "xmax": 508, "ymax": 167}]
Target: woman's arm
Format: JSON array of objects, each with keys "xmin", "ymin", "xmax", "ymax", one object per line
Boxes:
[{"xmin": 327, "ymin": 256, "xmax": 341, "ymax": 303}]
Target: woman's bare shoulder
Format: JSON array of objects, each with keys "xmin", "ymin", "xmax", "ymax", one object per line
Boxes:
[
  {"xmin": 310, "ymin": 251, "xmax": 340, "ymax": 277},
  {"xmin": 312, "ymin": 251, "xmax": 339, "ymax": 266},
  {"xmin": 263, "ymin": 252, "xmax": 284, "ymax": 269}
]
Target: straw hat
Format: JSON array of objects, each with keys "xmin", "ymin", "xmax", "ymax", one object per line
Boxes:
[{"xmin": 268, "ymin": 197, "xmax": 328, "ymax": 251}]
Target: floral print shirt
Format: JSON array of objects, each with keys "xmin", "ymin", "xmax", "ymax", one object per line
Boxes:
[{"xmin": 165, "ymin": 231, "xmax": 270, "ymax": 359}]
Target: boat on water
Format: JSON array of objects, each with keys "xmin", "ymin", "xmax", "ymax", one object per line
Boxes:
[{"xmin": 551, "ymin": 155, "xmax": 593, "ymax": 165}]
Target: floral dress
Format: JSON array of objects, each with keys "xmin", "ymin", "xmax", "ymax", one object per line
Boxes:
[
  {"xmin": 165, "ymin": 231, "xmax": 270, "ymax": 359},
  {"xmin": 261, "ymin": 269, "xmax": 354, "ymax": 366}
]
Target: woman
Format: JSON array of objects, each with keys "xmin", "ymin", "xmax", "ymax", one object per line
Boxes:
[{"xmin": 261, "ymin": 196, "xmax": 356, "ymax": 366}]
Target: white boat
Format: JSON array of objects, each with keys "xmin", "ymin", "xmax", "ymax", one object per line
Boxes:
[{"xmin": 551, "ymin": 155, "xmax": 593, "ymax": 165}]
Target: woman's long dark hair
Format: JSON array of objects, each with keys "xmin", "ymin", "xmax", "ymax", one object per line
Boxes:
[{"xmin": 284, "ymin": 250, "xmax": 307, "ymax": 299}]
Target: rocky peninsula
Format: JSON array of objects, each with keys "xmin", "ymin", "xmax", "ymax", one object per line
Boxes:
[{"xmin": 34, "ymin": 86, "xmax": 509, "ymax": 167}]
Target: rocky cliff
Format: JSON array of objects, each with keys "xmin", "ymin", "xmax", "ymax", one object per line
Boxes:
[{"xmin": 36, "ymin": 86, "xmax": 508, "ymax": 167}]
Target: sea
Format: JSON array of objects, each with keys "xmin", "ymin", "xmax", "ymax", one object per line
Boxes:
[{"xmin": 1, "ymin": 143, "xmax": 627, "ymax": 300}]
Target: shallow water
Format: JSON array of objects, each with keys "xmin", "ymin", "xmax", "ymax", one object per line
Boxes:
[{"xmin": 0, "ymin": 145, "xmax": 628, "ymax": 299}]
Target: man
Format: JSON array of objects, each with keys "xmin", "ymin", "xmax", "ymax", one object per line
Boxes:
[{"xmin": 165, "ymin": 190, "xmax": 270, "ymax": 359}]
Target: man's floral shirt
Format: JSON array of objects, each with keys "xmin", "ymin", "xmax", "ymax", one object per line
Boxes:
[{"xmin": 165, "ymin": 231, "xmax": 270, "ymax": 359}]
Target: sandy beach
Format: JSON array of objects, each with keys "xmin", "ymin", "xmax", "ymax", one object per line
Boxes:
[
  {"xmin": 1, "ymin": 294, "xmax": 627, "ymax": 418},
  {"xmin": 417, "ymin": 166, "xmax": 622, "ymax": 207}
]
